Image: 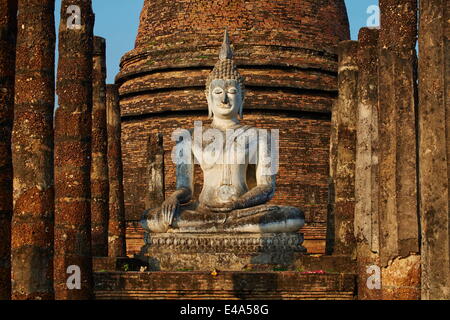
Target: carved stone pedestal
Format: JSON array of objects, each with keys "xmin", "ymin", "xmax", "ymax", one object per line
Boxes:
[{"xmin": 138, "ymin": 233, "xmax": 306, "ymax": 271}]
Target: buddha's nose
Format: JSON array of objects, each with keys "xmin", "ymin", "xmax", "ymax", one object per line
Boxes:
[{"xmin": 221, "ymin": 93, "xmax": 228, "ymax": 104}]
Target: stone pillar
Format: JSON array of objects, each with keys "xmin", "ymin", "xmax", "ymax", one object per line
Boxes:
[
  {"xmin": 418, "ymin": 0, "xmax": 450, "ymax": 300},
  {"xmin": 107, "ymin": 85, "xmax": 126, "ymax": 258},
  {"xmin": 0, "ymin": 0, "xmax": 17, "ymax": 300},
  {"xmin": 11, "ymin": 0, "xmax": 55, "ymax": 300},
  {"xmin": 355, "ymin": 27, "xmax": 381, "ymax": 300},
  {"xmin": 145, "ymin": 133, "xmax": 165, "ymax": 210},
  {"xmin": 54, "ymin": 0, "xmax": 95, "ymax": 300},
  {"xmin": 378, "ymin": 0, "xmax": 420, "ymax": 299},
  {"xmin": 91, "ymin": 36, "xmax": 109, "ymax": 257},
  {"xmin": 332, "ymin": 41, "xmax": 359, "ymax": 257},
  {"xmin": 325, "ymin": 101, "xmax": 338, "ymax": 255}
]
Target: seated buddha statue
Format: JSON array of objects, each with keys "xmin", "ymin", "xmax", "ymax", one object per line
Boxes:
[{"xmin": 140, "ymin": 31, "xmax": 304, "ymax": 234}]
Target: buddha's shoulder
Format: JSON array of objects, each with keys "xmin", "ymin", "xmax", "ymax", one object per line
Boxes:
[
  {"xmin": 240, "ymin": 125, "xmax": 274, "ymax": 135},
  {"xmin": 184, "ymin": 124, "xmax": 272, "ymax": 135},
  {"xmin": 237, "ymin": 124, "xmax": 272, "ymax": 133}
]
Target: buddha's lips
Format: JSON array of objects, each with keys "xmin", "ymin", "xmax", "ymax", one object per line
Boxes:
[{"xmin": 220, "ymin": 103, "xmax": 232, "ymax": 109}]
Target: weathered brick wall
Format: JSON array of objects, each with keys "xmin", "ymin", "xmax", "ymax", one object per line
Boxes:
[
  {"xmin": 118, "ymin": 0, "xmax": 349, "ymax": 85},
  {"xmin": 118, "ymin": 69, "xmax": 338, "ymax": 116},
  {"xmin": 133, "ymin": 0, "xmax": 349, "ymax": 50},
  {"xmin": 94, "ymin": 271, "xmax": 356, "ymax": 300},
  {"xmin": 117, "ymin": 0, "xmax": 350, "ymax": 249}
]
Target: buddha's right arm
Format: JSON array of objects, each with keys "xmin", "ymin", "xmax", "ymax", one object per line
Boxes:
[{"xmin": 172, "ymin": 161, "xmax": 194, "ymax": 204}]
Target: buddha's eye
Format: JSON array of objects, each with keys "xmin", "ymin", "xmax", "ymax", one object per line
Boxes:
[
  {"xmin": 228, "ymin": 88, "xmax": 237, "ymax": 94},
  {"xmin": 213, "ymin": 89, "xmax": 223, "ymax": 95}
]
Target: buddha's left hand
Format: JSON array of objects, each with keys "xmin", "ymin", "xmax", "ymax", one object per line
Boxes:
[{"xmin": 205, "ymin": 199, "xmax": 244, "ymax": 212}]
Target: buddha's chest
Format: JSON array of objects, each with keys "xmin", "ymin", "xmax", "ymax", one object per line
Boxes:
[{"xmin": 192, "ymin": 127, "xmax": 258, "ymax": 169}]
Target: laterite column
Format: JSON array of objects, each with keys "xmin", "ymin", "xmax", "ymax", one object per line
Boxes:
[
  {"xmin": 54, "ymin": 0, "xmax": 95, "ymax": 299},
  {"xmin": 325, "ymin": 101, "xmax": 338, "ymax": 255},
  {"xmin": 355, "ymin": 27, "xmax": 381, "ymax": 300},
  {"xmin": 378, "ymin": 0, "xmax": 420, "ymax": 299},
  {"xmin": 107, "ymin": 85, "xmax": 126, "ymax": 258},
  {"xmin": 0, "ymin": 0, "xmax": 17, "ymax": 300},
  {"xmin": 11, "ymin": 0, "xmax": 55, "ymax": 300},
  {"xmin": 91, "ymin": 36, "xmax": 109, "ymax": 257},
  {"xmin": 332, "ymin": 41, "xmax": 359, "ymax": 257},
  {"xmin": 418, "ymin": 0, "xmax": 450, "ymax": 300}
]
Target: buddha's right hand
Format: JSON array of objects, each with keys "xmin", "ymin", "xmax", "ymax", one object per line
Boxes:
[{"xmin": 160, "ymin": 197, "xmax": 179, "ymax": 228}]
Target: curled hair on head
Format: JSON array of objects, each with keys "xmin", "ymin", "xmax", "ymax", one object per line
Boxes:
[{"xmin": 205, "ymin": 60, "xmax": 245, "ymax": 96}]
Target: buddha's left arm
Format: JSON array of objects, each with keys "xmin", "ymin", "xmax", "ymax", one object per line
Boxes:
[
  {"xmin": 237, "ymin": 177, "xmax": 275, "ymax": 208},
  {"xmin": 237, "ymin": 130, "xmax": 276, "ymax": 208}
]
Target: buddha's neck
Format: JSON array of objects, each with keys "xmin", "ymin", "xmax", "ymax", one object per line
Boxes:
[{"xmin": 211, "ymin": 117, "xmax": 240, "ymax": 131}]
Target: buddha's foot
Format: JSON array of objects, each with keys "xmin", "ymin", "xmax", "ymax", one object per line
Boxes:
[{"xmin": 141, "ymin": 204, "xmax": 304, "ymax": 233}]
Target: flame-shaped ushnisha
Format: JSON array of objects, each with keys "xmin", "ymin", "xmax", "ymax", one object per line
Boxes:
[{"xmin": 205, "ymin": 29, "xmax": 245, "ymax": 97}]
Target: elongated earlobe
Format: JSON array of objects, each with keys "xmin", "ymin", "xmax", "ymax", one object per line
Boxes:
[
  {"xmin": 206, "ymin": 93, "xmax": 213, "ymax": 119},
  {"xmin": 239, "ymin": 97, "xmax": 244, "ymax": 119}
]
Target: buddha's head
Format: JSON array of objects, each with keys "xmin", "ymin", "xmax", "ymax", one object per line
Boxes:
[{"xmin": 205, "ymin": 30, "xmax": 245, "ymax": 120}]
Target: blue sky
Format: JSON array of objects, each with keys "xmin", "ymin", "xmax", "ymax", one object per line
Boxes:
[{"xmin": 55, "ymin": 0, "xmax": 379, "ymax": 84}]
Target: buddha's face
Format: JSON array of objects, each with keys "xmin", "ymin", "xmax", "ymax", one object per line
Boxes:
[{"xmin": 207, "ymin": 79, "xmax": 243, "ymax": 119}]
